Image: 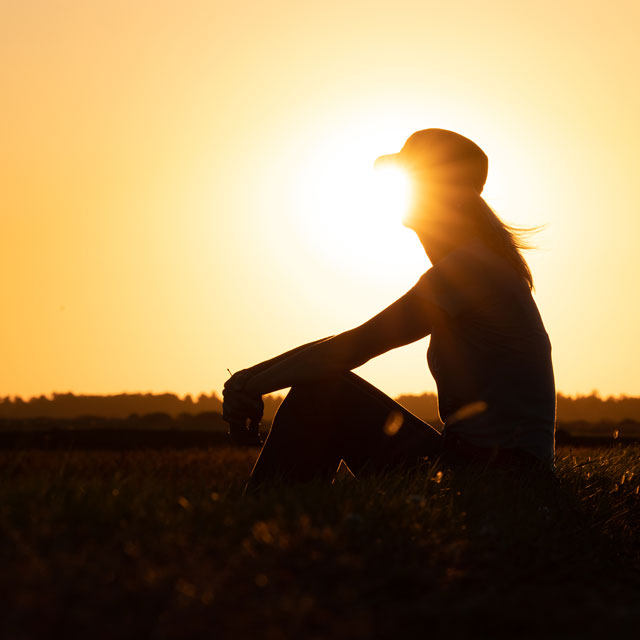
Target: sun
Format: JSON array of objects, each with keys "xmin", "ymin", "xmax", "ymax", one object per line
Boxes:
[{"xmin": 290, "ymin": 130, "xmax": 425, "ymax": 284}]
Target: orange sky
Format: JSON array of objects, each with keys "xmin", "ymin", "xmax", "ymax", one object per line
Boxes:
[{"xmin": 2, "ymin": 1, "xmax": 639, "ymax": 400}]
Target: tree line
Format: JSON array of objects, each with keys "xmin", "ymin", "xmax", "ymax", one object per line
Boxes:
[
  {"xmin": 1, "ymin": 390, "xmax": 639, "ymax": 424},
  {"xmin": 0, "ymin": 392, "xmax": 280, "ymax": 421},
  {"xmin": 396, "ymin": 391, "xmax": 640, "ymax": 425}
]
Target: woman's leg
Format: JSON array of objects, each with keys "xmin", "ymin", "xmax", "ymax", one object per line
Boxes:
[{"xmin": 247, "ymin": 372, "xmax": 443, "ymax": 488}]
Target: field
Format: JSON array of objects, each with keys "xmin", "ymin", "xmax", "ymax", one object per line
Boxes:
[{"xmin": 2, "ymin": 444, "xmax": 639, "ymax": 639}]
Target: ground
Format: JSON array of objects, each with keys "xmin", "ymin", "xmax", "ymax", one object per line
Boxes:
[{"xmin": 1, "ymin": 444, "xmax": 639, "ymax": 639}]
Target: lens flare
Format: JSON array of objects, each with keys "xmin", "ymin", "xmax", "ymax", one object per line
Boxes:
[
  {"xmin": 291, "ymin": 144, "xmax": 423, "ymax": 283},
  {"xmin": 371, "ymin": 166, "xmax": 411, "ymax": 226}
]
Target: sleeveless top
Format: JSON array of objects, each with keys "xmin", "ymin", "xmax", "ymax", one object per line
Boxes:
[{"xmin": 413, "ymin": 239, "xmax": 556, "ymax": 465}]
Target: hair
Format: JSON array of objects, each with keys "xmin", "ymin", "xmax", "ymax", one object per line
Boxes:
[{"xmin": 471, "ymin": 196, "xmax": 542, "ymax": 291}]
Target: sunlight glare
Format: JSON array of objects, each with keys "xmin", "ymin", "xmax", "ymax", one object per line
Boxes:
[
  {"xmin": 290, "ymin": 129, "xmax": 425, "ymax": 284},
  {"xmin": 372, "ymin": 166, "xmax": 411, "ymax": 226}
]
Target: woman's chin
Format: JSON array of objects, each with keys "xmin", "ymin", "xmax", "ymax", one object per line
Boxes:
[{"xmin": 402, "ymin": 216, "xmax": 420, "ymax": 232}]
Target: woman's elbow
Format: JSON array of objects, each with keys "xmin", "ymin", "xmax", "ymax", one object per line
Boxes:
[{"xmin": 333, "ymin": 336, "xmax": 379, "ymax": 371}]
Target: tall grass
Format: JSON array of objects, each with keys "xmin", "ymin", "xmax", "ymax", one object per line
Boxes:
[{"xmin": 1, "ymin": 445, "xmax": 638, "ymax": 639}]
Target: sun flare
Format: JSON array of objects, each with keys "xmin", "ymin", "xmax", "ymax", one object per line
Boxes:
[
  {"xmin": 372, "ymin": 166, "xmax": 412, "ymax": 225},
  {"xmin": 290, "ymin": 131, "xmax": 425, "ymax": 283}
]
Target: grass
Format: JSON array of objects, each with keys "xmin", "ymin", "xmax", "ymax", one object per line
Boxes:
[{"xmin": 1, "ymin": 445, "xmax": 639, "ymax": 639}]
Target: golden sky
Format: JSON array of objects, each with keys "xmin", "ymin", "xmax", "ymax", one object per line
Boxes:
[{"xmin": 2, "ymin": 0, "xmax": 639, "ymax": 399}]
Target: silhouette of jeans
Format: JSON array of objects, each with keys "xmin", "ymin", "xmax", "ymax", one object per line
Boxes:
[
  {"xmin": 247, "ymin": 372, "xmax": 443, "ymax": 487},
  {"xmin": 246, "ymin": 371, "xmax": 548, "ymax": 488}
]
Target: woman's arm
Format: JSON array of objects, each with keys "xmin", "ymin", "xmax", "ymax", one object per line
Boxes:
[
  {"xmin": 223, "ymin": 336, "xmax": 334, "ymax": 399},
  {"xmin": 233, "ymin": 336, "xmax": 334, "ymax": 380},
  {"xmin": 243, "ymin": 284, "xmax": 436, "ymax": 396}
]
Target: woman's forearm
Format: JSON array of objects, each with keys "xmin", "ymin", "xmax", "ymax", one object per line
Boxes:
[
  {"xmin": 245, "ymin": 330, "xmax": 368, "ymax": 396},
  {"xmin": 241, "ymin": 336, "xmax": 334, "ymax": 378}
]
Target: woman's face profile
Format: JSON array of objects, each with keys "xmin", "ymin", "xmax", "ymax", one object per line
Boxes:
[
  {"xmin": 402, "ymin": 178, "xmax": 472, "ymax": 243},
  {"xmin": 402, "ymin": 175, "xmax": 445, "ymax": 231}
]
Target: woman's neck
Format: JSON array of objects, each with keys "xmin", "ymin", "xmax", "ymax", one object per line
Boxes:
[
  {"xmin": 418, "ymin": 236, "xmax": 448, "ymax": 265},
  {"xmin": 408, "ymin": 186, "xmax": 479, "ymax": 265},
  {"xmin": 416, "ymin": 228, "xmax": 476, "ymax": 265}
]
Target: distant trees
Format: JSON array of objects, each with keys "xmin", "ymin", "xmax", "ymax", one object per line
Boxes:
[
  {"xmin": 1, "ymin": 390, "xmax": 639, "ymax": 424},
  {"xmin": 395, "ymin": 392, "xmax": 442, "ymax": 427},
  {"xmin": 555, "ymin": 392, "xmax": 640, "ymax": 423},
  {"xmin": 0, "ymin": 392, "xmax": 221, "ymax": 419},
  {"xmin": 393, "ymin": 391, "xmax": 640, "ymax": 426}
]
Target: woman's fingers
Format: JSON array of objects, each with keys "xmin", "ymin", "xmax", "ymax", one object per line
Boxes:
[
  {"xmin": 222, "ymin": 388, "xmax": 264, "ymax": 423},
  {"xmin": 223, "ymin": 388, "xmax": 261, "ymax": 411},
  {"xmin": 223, "ymin": 388, "xmax": 265, "ymax": 446}
]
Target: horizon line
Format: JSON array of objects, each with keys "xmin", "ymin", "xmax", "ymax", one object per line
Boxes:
[{"xmin": 2, "ymin": 389, "xmax": 639, "ymax": 402}]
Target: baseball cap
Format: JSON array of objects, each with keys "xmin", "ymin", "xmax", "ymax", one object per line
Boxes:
[{"xmin": 375, "ymin": 129, "xmax": 489, "ymax": 194}]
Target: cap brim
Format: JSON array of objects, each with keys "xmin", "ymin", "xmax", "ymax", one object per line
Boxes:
[{"xmin": 373, "ymin": 152, "xmax": 403, "ymax": 169}]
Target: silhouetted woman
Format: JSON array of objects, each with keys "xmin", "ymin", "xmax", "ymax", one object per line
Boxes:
[{"xmin": 223, "ymin": 129, "xmax": 556, "ymax": 488}]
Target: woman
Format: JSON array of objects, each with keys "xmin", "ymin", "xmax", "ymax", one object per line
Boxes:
[{"xmin": 223, "ymin": 129, "xmax": 556, "ymax": 487}]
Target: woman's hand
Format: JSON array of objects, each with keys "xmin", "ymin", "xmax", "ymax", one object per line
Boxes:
[
  {"xmin": 222, "ymin": 371, "xmax": 264, "ymax": 446},
  {"xmin": 222, "ymin": 387, "xmax": 264, "ymax": 424},
  {"xmin": 224, "ymin": 369, "xmax": 253, "ymax": 394}
]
